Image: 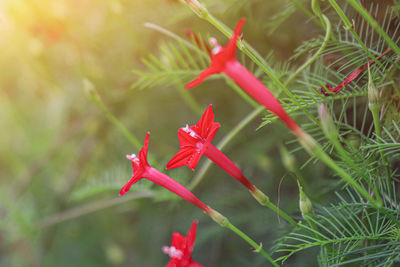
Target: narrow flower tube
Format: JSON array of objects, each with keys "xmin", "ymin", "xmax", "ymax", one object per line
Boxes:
[
  {"xmin": 203, "ymin": 143, "xmax": 256, "ymax": 191},
  {"xmin": 185, "ymin": 18, "xmax": 301, "ymax": 133},
  {"xmin": 121, "ymin": 132, "xmax": 210, "ymax": 214},
  {"xmin": 166, "ymin": 105, "xmax": 256, "ymax": 192}
]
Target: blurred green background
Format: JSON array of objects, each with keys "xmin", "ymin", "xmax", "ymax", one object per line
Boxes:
[{"xmin": 0, "ymin": 0, "xmax": 325, "ymax": 266}]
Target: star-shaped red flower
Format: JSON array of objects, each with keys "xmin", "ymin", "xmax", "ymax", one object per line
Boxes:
[
  {"xmin": 184, "ymin": 18, "xmax": 301, "ymax": 133},
  {"xmin": 120, "ymin": 132, "xmax": 151, "ymax": 196},
  {"xmin": 185, "ymin": 18, "xmax": 245, "ymax": 89},
  {"xmin": 163, "ymin": 220, "xmax": 204, "ymax": 267},
  {"xmin": 120, "ymin": 132, "xmax": 211, "ymax": 213},
  {"xmin": 167, "ymin": 105, "xmax": 256, "ymax": 192},
  {"xmin": 166, "ymin": 105, "xmax": 220, "ymax": 170}
]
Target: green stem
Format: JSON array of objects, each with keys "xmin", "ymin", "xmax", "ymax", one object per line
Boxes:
[
  {"xmin": 347, "ymin": 0, "xmax": 400, "ymax": 57},
  {"xmin": 207, "ymin": 209, "xmax": 279, "ymax": 266},
  {"xmin": 84, "ymin": 82, "xmax": 161, "ymax": 169},
  {"xmin": 250, "ymin": 187, "xmax": 299, "ymax": 228},
  {"xmin": 224, "ymin": 222, "xmax": 279, "ymax": 266},
  {"xmin": 369, "ymin": 103, "xmax": 391, "ymax": 180},
  {"xmin": 296, "ymin": 129, "xmax": 382, "ymax": 207}
]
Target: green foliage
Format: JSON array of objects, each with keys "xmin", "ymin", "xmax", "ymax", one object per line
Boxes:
[{"xmin": 2, "ymin": 0, "xmax": 400, "ymax": 266}]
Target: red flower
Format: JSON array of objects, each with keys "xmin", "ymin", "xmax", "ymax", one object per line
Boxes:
[
  {"xmin": 163, "ymin": 220, "xmax": 204, "ymax": 267},
  {"xmin": 121, "ymin": 132, "xmax": 210, "ymax": 213},
  {"xmin": 319, "ymin": 48, "xmax": 392, "ymax": 95},
  {"xmin": 185, "ymin": 18, "xmax": 300, "ymax": 133},
  {"xmin": 167, "ymin": 105, "xmax": 256, "ymax": 192}
]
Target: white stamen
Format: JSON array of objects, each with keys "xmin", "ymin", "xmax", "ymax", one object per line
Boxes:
[
  {"xmin": 126, "ymin": 154, "xmax": 138, "ymax": 161},
  {"xmin": 181, "ymin": 125, "xmax": 199, "ymax": 139},
  {"xmin": 209, "ymin": 37, "xmax": 221, "ymax": 54},
  {"xmin": 162, "ymin": 246, "xmax": 183, "ymax": 259}
]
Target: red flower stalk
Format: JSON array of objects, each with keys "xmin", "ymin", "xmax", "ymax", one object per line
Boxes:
[
  {"xmin": 121, "ymin": 132, "xmax": 210, "ymax": 214},
  {"xmin": 163, "ymin": 220, "xmax": 204, "ymax": 267},
  {"xmin": 166, "ymin": 105, "xmax": 257, "ymax": 193},
  {"xmin": 185, "ymin": 18, "xmax": 300, "ymax": 133},
  {"xmin": 319, "ymin": 48, "xmax": 392, "ymax": 95}
]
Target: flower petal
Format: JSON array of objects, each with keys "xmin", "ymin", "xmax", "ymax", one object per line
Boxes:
[
  {"xmin": 185, "ymin": 66, "xmax": 219, "ymax": 89},
  {"xmin": 226, "ymin": 18, "xmax": 245, "ymax": 58},
  {"xmin": 186, "ymin": 220, "xmax": 198, "ymax": 253},
  {"xmin": 166, "ymin": 147, "xmax": 198, "ymax": 170},
  {"xmin": 139, "ymin": 132, "xmax": 150, "ymax": 165},
  {"xmin": 193, "ymin": 105, "xmax": 216, "ymax": 138},
  {"xmin": 170, "ymin": 232, "xmax": 186, "ymax": 251},
  {"xmin": 177, "ymin": 128, "xmax": 200, "ymax": 147},
  {"xmin": 203, "ymin": 122, "xmax": 220, "ymax": 147},
  {"xmin": 186, "ymin": 150, "xmax": 202, "ymax": 170},
  {"xmin": 119, "ymin": 173, "xmax": 143, "ymax": 196}
]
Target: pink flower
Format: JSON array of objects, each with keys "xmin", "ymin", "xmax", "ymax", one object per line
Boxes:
[
  {"xmin": 319, "ymin": 48, "xmax": 392, "ymax": 95},
  {"xmin": 163, "ymin": 220, "xmax": 204, "ymax": 267},
  {"xmin": 166, "ymin": 105, "xmax": 256, "ymax": 192},
  {"xmin": 121, "ymin": 132, "xmax": 211, "ymax": 213},
  {"xmin": 185, "ymin": 18, "xmax": 300, "ymax": 133}
]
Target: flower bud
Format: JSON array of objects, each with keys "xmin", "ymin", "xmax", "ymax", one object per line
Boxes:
[
  {"xmin": 83, "ymin": 79, "xmax": 101, "ymax": 104},
  {"xmin": 182, "ymin": 0, "xmax": 208, "ymax": 18},
  {"xmin": 297, "ymin": 180, "xmax": 314, "ymax": 218},
  {"xmin": 368, "ymin": 65, "xmax": 380, "ymax": 107},
  {"xmin": 318, "ymin": 103, "xmax": 338, "ymax": 140},
  {"xmin": 279, "ymin": 145, "xmax": 296, "ymax": 173}
]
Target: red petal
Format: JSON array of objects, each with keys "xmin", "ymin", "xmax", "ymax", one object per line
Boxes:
[
  {"xmin": 119, "ymin": 173, "xmax": 142, "ymax": 196},
  {"xmin": 186, "ymin": 151, "xmax": 202, "ymax": 170},
  {"xmin": 164, "ymin": 262, "xmax": 175, "ymax": 267},
  {"xmin": 185, "ymin": 18, "xmax": 246, "ymax": 89},
  {"xmin": 166, "ymin": 147, "xmax": 198, "ymax": 170},
  {"xmin": 226, "ymin": 18, "xmax": 245, "ymax": 58},
  {"xmin": 185, "ymin": 66, "xmax": 219, "ymax": 89},
  {"xmin": 170, "ymin": 232, "xmax": 186, "ymax": 251},
  {"xmin": 189, "ymin": 262, "xmax": 204, "ymax": 267},
  {"xmin": 186, "ymin": 220, "xmax": 198, "ymax": 252},
  {"xmin": 177, "ymin": 128, "xmax": 199, "ymax": 147},
  {"xmin": 139, "ymin": 132, "xmax": 150, "ymax": 165},
  {"xmin": 193, "ymin": 105, "xmax": 215, "ymax": 138}
]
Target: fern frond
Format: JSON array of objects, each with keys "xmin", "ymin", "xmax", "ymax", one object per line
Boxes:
[
  {"xmin": 69, "ymin": 164, "xmax": 152, "ymax": 201},
  {"xmin": 131, "ymin": 37, "xmax": 210, "ymax": 90},
  {"xmin": 274, "ymin": 187, "xmax": 400, "ymax": 265},
  {"xmin": 362, "ymin": 120, "xmax": 400, "ymax": 159}
]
